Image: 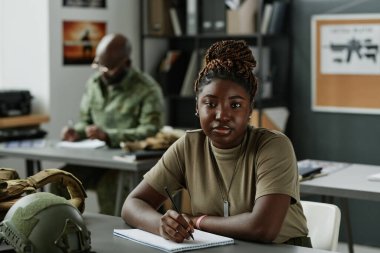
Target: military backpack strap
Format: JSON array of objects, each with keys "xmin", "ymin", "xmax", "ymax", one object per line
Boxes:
[
  {"xmin": 0, "ymin": 168, "xmax": 87, "ymax": 219},
  {"xmin": 0, "ymin": 168, "xmax": 19, "ymax": 181},
  {"xmin": 26, "ymin": 169, "xmax": 87, "ymax": 213}
]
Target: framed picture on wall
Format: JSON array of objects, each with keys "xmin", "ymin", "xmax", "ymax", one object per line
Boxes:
[
  {"xmin": 63, "ymin": 21, "xmax": 107, "ymax": 65},
  {"xmin": 63, "ymin": 0, "xmax": 106, "ymax": 8},
  {"xmin": 311, "ymin": 14, "xmax": 380, "ymax": 114}
]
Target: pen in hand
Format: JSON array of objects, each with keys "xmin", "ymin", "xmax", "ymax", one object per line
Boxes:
[{"xmin": 164, "ymin": 187, "xmax": 194, "ymax": 240}]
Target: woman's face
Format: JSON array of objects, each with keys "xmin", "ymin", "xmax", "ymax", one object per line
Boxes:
[{"xmin": 196, "ymin": 79, "xmax": 252, "ymax": 149}]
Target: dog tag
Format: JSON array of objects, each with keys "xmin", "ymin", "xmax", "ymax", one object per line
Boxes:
[{"xmin": 223, "ymin": 200, "xmax": 229, "ymax": 217}]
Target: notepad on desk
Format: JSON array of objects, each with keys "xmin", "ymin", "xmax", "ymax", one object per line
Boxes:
[
  {"xmin": 56, "ymin": 139, "xmax": 106, "ymax": 149},
  {"xmin": 113, "ymin": 149, "xmax": 165, "ymax": 162},
  {"xmin": 113, "ymin": 229, "xmax": 234, "ymax": 253}
]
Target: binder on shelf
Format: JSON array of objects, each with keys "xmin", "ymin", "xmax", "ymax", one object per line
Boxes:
[
  {"xmin": 227, "ymin": 0, "xmax": 259, "ymax": 35},
  {"xmin": 201, "ymin": 0, "xmax": 226, "ymax": 34},
  {"xmin": 186, "ymin": 0, "xmax": 198, "ymax": 35},
  {"xmin": 267, "ymin": 1, "xmax": 287, "ymax": 35},
  {"xmin": 260, "ymin": 3, "xmax": 273, "ymax": 34},
  {"xmin": 213, "ymin": 0, "xmax": 226, "ymax": 34},
  {"xmin": 147, "ymin": 0, "xmax": 172, "ymax": 36},
  {"xmin": 201, "ymin": 0, "xmax": 214, "ymax": 33}
]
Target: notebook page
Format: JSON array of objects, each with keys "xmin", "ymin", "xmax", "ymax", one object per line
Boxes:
[{"xmin": 113, "ymin": 229, "xmax": 234, "ymax": 253}]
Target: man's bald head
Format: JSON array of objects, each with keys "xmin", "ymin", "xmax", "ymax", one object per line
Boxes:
[
  {"xmin": 95, "ymin": 33, "xmax": 132, "ymax": 69},
  {"xmin": 92, "ymin": 34, "xmax": 132, "ymax": 85}
]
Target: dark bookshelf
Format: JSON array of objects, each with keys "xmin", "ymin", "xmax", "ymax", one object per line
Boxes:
[{"xmin": 140, "ymin": 0, "xmax": 291, "ymax": 128}]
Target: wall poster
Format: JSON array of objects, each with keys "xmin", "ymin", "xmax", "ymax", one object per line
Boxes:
[
  {"xmin": 63, "ymin": 21, "xmax": 106, "ymax": 65},
  {"xmin": 311, "ymin": 14, "xmax": 380, "ymax": 114}
]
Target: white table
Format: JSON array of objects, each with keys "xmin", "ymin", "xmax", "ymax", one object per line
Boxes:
[
  {"xmin": 86, "ymin": 212, "xmax": 337, "ymax": 253},
  {"xmin": 0, "ymin": 140, "xmax": 159, "ymax": 216},
  {"xmin": 300, "ymin": 161, "xmax": 380, "ymax": 253}
]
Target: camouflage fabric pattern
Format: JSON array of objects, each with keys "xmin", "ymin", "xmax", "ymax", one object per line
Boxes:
[{"xmin": 74, "ymin": 66, "xmax": 165, "ymax": 148}]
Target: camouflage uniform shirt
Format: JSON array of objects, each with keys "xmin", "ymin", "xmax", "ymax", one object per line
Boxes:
[{"xmin": 74, "ymin": 66, "xmax": 165, "ymax": 148}]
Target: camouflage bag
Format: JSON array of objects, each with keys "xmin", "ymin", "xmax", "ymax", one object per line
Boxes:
[{"xmin": 0, "ymin": 168, "xmax": 87, "ymax": 220}]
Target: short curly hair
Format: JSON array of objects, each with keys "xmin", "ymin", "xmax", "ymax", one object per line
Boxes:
[{"xmin": 194, "ymin": 40, "xmax": 258, "ymax": 108}]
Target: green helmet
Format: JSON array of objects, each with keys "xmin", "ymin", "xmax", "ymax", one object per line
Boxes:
[{"xmin": 0, "ymin": 192, "xmax": 91, "ymax": 253}]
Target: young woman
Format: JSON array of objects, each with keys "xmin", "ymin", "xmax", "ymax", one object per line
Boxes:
[{"xmin": 121, "ymin": 40, "xmax": 311, "ymax": 247}]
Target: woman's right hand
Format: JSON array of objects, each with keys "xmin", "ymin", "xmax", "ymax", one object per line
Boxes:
[{"xmin": 159, "ymin": 209, "xmax": 194, "ymax": 243}]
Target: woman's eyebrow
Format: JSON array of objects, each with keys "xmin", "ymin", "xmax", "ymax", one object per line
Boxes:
[{"xmin": 229, "ymin": 95, "xmax": 246, "ymax": 100}]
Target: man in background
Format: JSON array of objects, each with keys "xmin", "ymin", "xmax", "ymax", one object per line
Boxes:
[{"xmin": 54, "ymin": 33, "xmax": 164, "ymax": 215}]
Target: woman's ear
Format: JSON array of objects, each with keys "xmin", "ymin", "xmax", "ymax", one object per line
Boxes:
[
  {"xmin": 195, "ymin": 107, "xmax": 199, "ymax": 117},
  {"xmin": 195, "ymin": 98, "xmax": 199, "ymax": 117},
  {"xmin": 248, "ymin": 108, "xmax": 253, "ymax": 123}
]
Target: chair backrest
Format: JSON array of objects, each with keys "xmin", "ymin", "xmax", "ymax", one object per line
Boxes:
[{"xmin": 301, "ymin": 201, "xmax": 341, "ymax": 251}]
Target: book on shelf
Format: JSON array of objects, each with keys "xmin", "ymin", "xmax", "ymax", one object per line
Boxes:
[
  {"xmin": 113, "ymin": 228, "xmax": 234, "ymax": 253},
  {"xmin": 260, "ymin": 3, "xmax": 273, "ymax": 34},
  {"xmin": 169, "ymin": 7, "xmax": 183, "ymax": 36},
  {"xmin": 147, "ymin": 0, "xmax": 172, "ymax": 36},
  {"xmin": 267, "ymin": 1, "xmax": 287, "ymax": 35},
  {"xmin": 227, "ymin": 0, "xmax": 259, "ymax": 35},
  {"xmin": 170, "ymin": 0, "xmax": 186, "ymax": 34},
  {"xmin": 113, "ymin": 149, "xmax": 165, "ymax": 162},
  {"xmin": 250, "ymin": 107, "xmax": 289, "ymax": 132},
  {"xmin": 180, "ymin": 50, "xmax": 198, "ymax": 97}
]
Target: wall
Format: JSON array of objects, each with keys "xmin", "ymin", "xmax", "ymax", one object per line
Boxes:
[
  {"xmin": 289, "ymin": 0, "xmax": 380, "ymax": 247},
  {"xmin": 0, "ymin": 0, "xmax": 50, "ymax": 114},
  {"xmin": 0, "ymin": 0, "xmax": 140, "ymax": 176},
  {"xmin": 48, "ymin": 0, "xmax": 140, "ymax": 139},
  {"xmin": 0, "ymin": 0, "xmax": 140, "ymax": 138}
]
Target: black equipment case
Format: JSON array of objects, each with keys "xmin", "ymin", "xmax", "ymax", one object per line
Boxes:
[{"xmin": 0, "ymin": 90, "xmax": 33, "ymax": 117}]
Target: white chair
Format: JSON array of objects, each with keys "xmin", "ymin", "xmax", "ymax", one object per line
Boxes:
[{"xmin": 301, "ymin": 200, "xmax": 341, "ymax": 251}]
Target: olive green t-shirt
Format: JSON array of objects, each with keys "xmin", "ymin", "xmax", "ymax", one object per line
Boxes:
[{"xmin": 144, "ymin": 126, "xmax": 308, "ymax": 243}]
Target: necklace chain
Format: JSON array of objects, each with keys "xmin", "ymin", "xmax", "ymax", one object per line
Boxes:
[{"xmin": 208, "ymin": 140, "xmax": 244, "ymax": 217}]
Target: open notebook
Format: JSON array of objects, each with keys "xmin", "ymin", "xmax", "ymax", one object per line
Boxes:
[{"xmin": 113, "ymin": 229, "xmax": 234, "ymax": 253}]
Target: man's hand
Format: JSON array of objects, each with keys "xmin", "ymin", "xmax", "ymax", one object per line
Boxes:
[
  {"xmin": 85, "ymin": 125, "xmax": 108, "ymax": 141},
  {"xmin": 61, "ymin": 126, "xmax": 80, "ymax": 141}
]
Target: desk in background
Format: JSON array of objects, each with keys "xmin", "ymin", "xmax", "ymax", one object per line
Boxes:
[
  {"xmin": 0, "ymin": 114, "xmax": 49, "ymax": 142},
  {"xmin": 0, "ymin": 140, "xmax": 158, "ymax": 216},
  {"xmin": 86, "ymin": 212, "xmax": 335, "ymax": 253},
  {"xmin": 0, "ymin": 114, "xmax": 49, "ymax": 129},
  {"xmin": 300, "ymin": 161, "xmax": 380, "ymax": 253}
]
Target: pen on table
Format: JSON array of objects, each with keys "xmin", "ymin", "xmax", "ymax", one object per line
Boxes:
[{"xmin": 164, "ymin": 187, "xmax": 194, "ymax": 240}]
